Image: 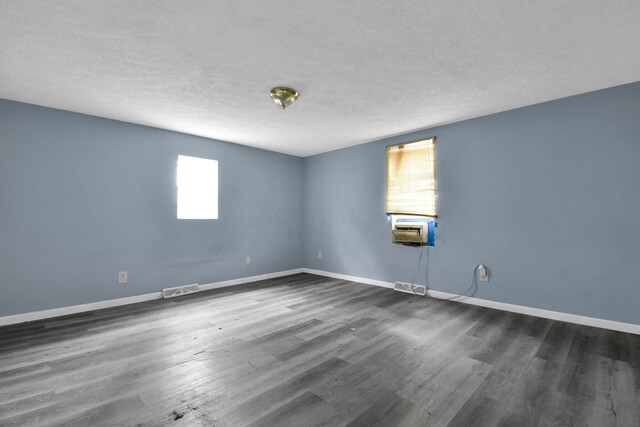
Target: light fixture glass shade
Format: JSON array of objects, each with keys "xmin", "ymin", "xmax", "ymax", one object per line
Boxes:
[{"xmin": 270, "ymin": 87, "xmax": 299, "ymax": 109}]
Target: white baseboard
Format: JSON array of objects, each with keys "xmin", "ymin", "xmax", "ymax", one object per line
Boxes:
[
  {"xmin": 3, "ymin": 267, "xmax": 638, "ymax": 336},
  {"xmin": 0, "ymin": 268, "xmax": 304, "ymax": 327},
  {"xmin": 302, "ymin": 268, "xmax": 640, "ymax": 335},
  {"xmin": 0, "ymin": 292, "xmax": 164, "ymax": 327},
  {"xmin": 303, "ymin": 268, "xmax": 394, "ymax": 289},
  {"xmin": 199, "ymin": 268, "xmax": 303, "ymax": 291}
]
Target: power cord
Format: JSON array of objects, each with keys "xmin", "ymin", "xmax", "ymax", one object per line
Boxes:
[
  {"xmin": 410, "ymin": 245, "xmax": 425, "ymax": 291},
  {"xmin": 408, "ymin": 245, "xmax": 430, "ymax": 295},
  {"xmin": 408, "ymin": 245, "xmax": 479, "ymax": 300},
  {"xmin": 441, "ymin": 264, "xmax": 482, "ymax": 301}
]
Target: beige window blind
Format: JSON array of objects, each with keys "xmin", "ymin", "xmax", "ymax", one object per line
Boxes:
[{"xmin": 386, "ymin": 137, "xmax": 436, "ymax": 217}]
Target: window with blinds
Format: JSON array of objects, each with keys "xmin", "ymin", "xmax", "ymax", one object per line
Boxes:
[{"xmin": 386, "ymin": 137, "xmax": 436, "ymax": 217}]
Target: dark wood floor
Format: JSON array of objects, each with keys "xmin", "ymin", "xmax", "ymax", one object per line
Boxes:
[{"xmin": 0, "ymin": 273, "xmax": 639, "ymax": 426}]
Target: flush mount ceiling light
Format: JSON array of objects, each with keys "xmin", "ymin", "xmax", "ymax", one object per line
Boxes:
[{"xmin": 269, "ymin": 86, "xmax": 299, "ymax": 109}]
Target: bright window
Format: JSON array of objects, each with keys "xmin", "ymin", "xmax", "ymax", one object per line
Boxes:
[
  {"xmin": 386, "ymin": 137, "xmax": 436, "ymax": 217},
  {"xmin": 177, "ymin": 155, "xmax": 218, "ymax": 219}
]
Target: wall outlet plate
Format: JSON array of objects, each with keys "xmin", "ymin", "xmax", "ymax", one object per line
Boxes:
[
  {"xmin": 118, "ymin": 271, "xmax": 127, "ymax": 283},
  {"xmin": 478, "ymin": 265, "xmax": 489, "ymax": 282}
]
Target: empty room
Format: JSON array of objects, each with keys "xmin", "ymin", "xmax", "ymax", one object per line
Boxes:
[{"xmin": 1, "ymin": 1, "xmax": 639, "ymax": 426}]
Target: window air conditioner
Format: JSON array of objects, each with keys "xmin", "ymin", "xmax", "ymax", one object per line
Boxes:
[
  {"xmin": 392, "ymin": 223, "xmax": 427, "ymax": 245},
  {"xmin": 389, "ymin": 216, "xmax": 436, "ymax": 246}
]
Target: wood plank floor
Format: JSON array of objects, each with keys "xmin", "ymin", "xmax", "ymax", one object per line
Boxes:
[{"xmin": 1, "ymin": 273, "xmax": 639, "ymax": 426}]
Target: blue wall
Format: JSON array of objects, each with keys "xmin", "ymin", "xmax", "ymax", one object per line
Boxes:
[
  {"xmin": 3, "ymin": 82, "xmax": 640, "ymax": 323},
  {"xmin": 302, "ymin": 82, "xmax": 640, "ymax": 325},
  {"xmin": 0, "ymin": 100, "xmax": 303, "ymax": 317}
]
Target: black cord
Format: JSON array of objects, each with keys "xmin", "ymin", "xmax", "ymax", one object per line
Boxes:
[
  {"xmin": 411, "ymin": 245, "xmax": 425, "ymax": 287},
  {"xmin": 409, "ymin": 245, "xmax": 431, "ymax": 295},
  {"xmin": 441, "ymin": 265, "xmax": 481, "ymax": 301},
  {"xmin": 406, "ymin": 243, "xmax": 478, "ymax": 300}
]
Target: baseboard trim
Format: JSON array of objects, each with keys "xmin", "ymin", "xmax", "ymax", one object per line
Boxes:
[
  {"xmin": 302, "ymin": 268, "xmax": 640, "ymax": 335},
  {"xmin": 0, "ymin": 268, "xmax": 304, "ymax": 327},
  {"xmin": 0, "ymin": 292, "xmax": 164, "ymax": 327},
  {"xmin": 4, "ymin": 267, "xmax": 637, "ymax": 335},
  {"xmin": 199, "ymin": 268, "xmax": 304, "ymax": 291}
]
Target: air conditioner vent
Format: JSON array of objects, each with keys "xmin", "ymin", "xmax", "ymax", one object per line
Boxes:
[
  {"xmin": 394, "ymin": 281, "xmax": 426, "ymax": 296},
  {"xmin": 162, "ymin": 283, "xmax": 200, "ymax": 299}
]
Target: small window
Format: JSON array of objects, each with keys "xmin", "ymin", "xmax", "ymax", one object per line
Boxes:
[
  {"xmin": 386, "ymin": 137, "xmax": 436, "ymax": 217},
  {"xmin": 177, "ymin": 155, "xmax": 218, "ymax": 219}
]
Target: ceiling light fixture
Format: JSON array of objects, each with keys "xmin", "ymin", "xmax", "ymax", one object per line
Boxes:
[{"xmin": 270, "ymin": 86, "xmax": 299, "ymax": 109}]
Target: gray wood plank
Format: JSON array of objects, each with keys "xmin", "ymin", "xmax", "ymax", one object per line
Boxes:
[{"xmin": 0, "ymin": 273, "xmax": 638, "ymax": 426}]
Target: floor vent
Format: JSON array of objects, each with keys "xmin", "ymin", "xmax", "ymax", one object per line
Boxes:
[
  {"xmin": 394, "ymin": 281, "xmax": 426, "ymax": 296},
  {"xmin": 162, "ymin": 284, "xmax": 200, "ymax": 299}
]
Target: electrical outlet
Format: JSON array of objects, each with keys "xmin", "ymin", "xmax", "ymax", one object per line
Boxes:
[
  {"xmin": 118, "ymin": 271, "xmax": 127, "ymax": 284},
  {"xmin": 318, "ymin": 251, "xmax": 322, "ymax": 259},
  {"xmin": 246, "ymin": 256, "xmax": 251, "ymax": 265},
  {"xmin": 478, "ymin": 265, "xmax": 489, "ymax": 282}
]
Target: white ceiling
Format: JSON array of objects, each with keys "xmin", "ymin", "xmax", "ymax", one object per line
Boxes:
[{"xmin": 1, "ymin": 1, "xmax": 639, "ymax": 157}]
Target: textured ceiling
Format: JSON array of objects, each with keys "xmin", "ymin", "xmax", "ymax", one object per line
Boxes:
[{"xmin": 1, "ymin": 1, "xmax": 639, "ymax": 156}]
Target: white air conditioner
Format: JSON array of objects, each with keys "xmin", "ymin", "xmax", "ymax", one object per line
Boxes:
[{"xmin": 392, "ymin": 222, "xmax": 427, "ymax": 245}]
